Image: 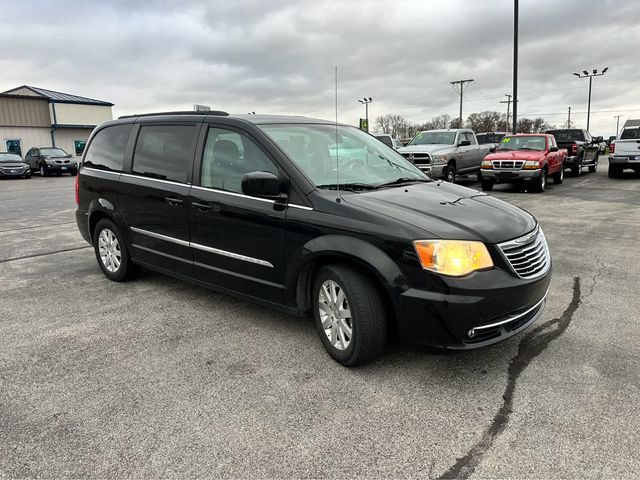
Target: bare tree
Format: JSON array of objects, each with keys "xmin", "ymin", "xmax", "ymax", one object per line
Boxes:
[
  {"xmin": 465, "ymin": 111, "xmax": 501, "ymax": 133},
  {"xmin": 375, "ymin": 115, "xmax": 392, "ymax": 134}
]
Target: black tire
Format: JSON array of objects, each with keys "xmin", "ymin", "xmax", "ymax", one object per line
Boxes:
[
  {"xmin": 480, "ymin": 179, "xmax": 494, "ymax": 191},
  {"xmin": 553, "ymin": 168, "xmax": 564, "ymax": 184},
  {"xmin": 69, "ymin": 170, "xmax": 78, "ymax": 176},
  {"xmin": 589, "ymin": 161, "xmax": 598, "ymax": 173},
  {"xmin": 93, "ymin": 219, "xmax": 137, "ymax": 282},
  {"xmin": 444, "ymin": 164, "xmax": 456, "ymax": 183},
  {"xmin": 608, "ymin": 165, "xmax": 621, "ymax": 178},
  {"xmin": 312, "ymin": 264, "xmax": 387, "ymax": 366},
  {"xmin": 533, "ymin": 168, "xmax": 547, "ymax": 193},
  {"xmin": 39, "ymin": 164, "xmax": 47, "ymax": 177}
]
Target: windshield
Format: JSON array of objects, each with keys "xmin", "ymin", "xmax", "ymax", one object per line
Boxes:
[
  {"xmin": 261, "ymin": 124, "xmax": 428, "ymax": 188},
  {"xmin": 409, "ymin": 131, "xmax": 456, "ymax": 145},
  {"xmin": 620, "ymin": 128, "xmax": 640, "ymax": 140},
  {"xmin": 0, "ymin": 153, "xmax": 23, "ymax": 162},
  {"xmin": 477, "ymin": 133, "xmax": 505, "ymax": 144},
  {"xmin": 547, "ymin": 130, "xmax": 585, "ymax": 142},
  {"xmin": 498, "ymin": 136, "xmax": 547, "ymax": 151},
  {"xmin": 40, "ymin": 148, "xmax": 69, "ymax": 157}
]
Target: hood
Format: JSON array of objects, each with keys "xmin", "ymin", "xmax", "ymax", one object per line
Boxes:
[
  {"xmin": 398, "ymin": 144, "xmax": 453, "ymax": 155},
  {"xmin": 342, "ymin": 182, "xmax": 535, "ymax": 244},
  {"xmin": 485, "ymin": 151, "xmax": 545, "ymax": 162}
]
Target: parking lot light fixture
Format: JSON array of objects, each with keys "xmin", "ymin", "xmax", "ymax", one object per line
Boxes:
[
  {"xmin": 358, "ymin": 97, "xmax": 373, "ymax": 132},
  {"xmin": 573, "ymin": 68, "xmax": 609, "ymax": 131}
]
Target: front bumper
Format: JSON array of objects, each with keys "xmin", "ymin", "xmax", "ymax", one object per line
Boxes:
[
  {"xmin": 420, "ymin": 164, "xmax": 445, "ymax": 178},
  {"xmin": 0, "ymin": 166, "xmax": 30, "ymax": 177},
  {"xmin": 43, "ymin": 163, "xmax": 78, "ymax": 173},
  {"xmin": 480, "ymin": 168, "xmax": 540, "ymax": 182},
  {"xmin": 396, "ymin": 265, "xmax": 552, "ymax": 349}
]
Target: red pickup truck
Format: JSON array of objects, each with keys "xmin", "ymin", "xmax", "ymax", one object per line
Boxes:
[{"xmin": 479, "ymin": 134, "xmax": 567, "ymax": 193}]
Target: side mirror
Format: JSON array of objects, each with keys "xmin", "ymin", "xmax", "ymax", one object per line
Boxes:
[
  {"xmin": 550, "ymin": 146, "xmax": 558, "ymax": 152},
  {"xmin": 595, "ymin": 136, "xmax": 604, "ymax": 143},
  {"xmin": 458, "ymin": 140, "xmax": 471, "ymax": 147},
  {"xmin": 241, "ymin": 171, "xmax": 284, "ymax": 200}
]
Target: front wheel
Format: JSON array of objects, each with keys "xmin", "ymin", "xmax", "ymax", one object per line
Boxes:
[
  {"xmin": 93, "ymin": 219, "xmax": 137, "ymax": 282},
  {"xmin": 533, "ymin": 169, "xmax": 547, "ymax": 193},
  {"xmin": 443, "ymin": 164, "xmax": 456, "ymax": 183},
  {"xmin": 39, "ymin": 165, "xmax": 47, "ymax": 177},
  {"xmin": 313, "ymin": 265, "xmax": 387, "ymax": 366},
  {"xmin": 553, "ymin": 168, "xmax": 564, "ymax": 184},
  {"xmin": 480, "ymin": 179, "xmax": 494, "ymax": 191}
]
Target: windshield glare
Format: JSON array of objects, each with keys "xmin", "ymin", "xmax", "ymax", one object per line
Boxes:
[
  {"xmin": 0, "ymin": 153, "xmax": 22, "ymax": 162},
  {"xmin": 409, "ymin": 131, "xmax": 456, "ymax": 145},
  {"xmin": 40, "ymin": 148, "xmax": 69, "ymax": 157},
  {"xmin": 261, "ymin": 124, "xmax": 427, "ymax": 188},
  {"xmin": 498, "ymin": 136, "xmax": 547, "ymax": 151}
]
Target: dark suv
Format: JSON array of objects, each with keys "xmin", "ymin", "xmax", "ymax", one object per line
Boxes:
[
  {"xmin": 76, "ymin": 112, "xmax": 552, "ymax": 365},
  {"xmin": 25, "ymin": 147, "xmax": 78, "ymax": 176}
]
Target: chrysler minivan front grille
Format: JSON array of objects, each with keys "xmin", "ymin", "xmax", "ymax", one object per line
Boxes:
[{"xmin": 498, "ymin": 227, "xmax": 550, "ymax": 279}]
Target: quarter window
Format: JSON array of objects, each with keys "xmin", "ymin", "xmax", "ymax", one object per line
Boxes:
[
  {"xmin": 84, "ymin": 124, "xmax": 132, "ymax": 171},
  {"xmin": 201, "ymin": 127, "xmax": 278, "ymax": 193},
  {"xmin": 74, "ymin": 140, "xmax": 87, "ymax": 156},
  {"xmin": 132, "ymin": 125, "xmax": 198, "ymax": 183}
]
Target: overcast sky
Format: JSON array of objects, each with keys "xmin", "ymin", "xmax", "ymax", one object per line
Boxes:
[{"xmin": 2, "ymin": 0, "xmax": 639, "ymax": 136}]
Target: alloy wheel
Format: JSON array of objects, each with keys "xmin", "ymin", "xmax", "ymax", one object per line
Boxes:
[
  {"xmin": 98, "ymin": 228, "xmax": 122, "ymax": 273},
  {"xmin": 318, "ymin": 279, "xmax": 352, "ymax": 351},
  {"xmin": 40, "ymin": 166, "xmax": 45, "ymax": 177}
]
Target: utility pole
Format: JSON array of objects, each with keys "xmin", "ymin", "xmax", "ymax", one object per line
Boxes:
[
  {"xmin": 573, "ymin": 68, "xmax": 608, "ymax": 131},
  {"xmin": 567, "ymin": 106, "xmax": 571, "ymax": 128},
  {"xmin": 450, "ymin": 79, "xmax": 474, "ymax": 127},
  {"xmin": 499, "ymin": 94, "xmax": 516, "ymax": 132},
  {"xmin": 512, "ymin": 0, "xmax": 519, "ymax": 133},
  {"xmin": 614, "ymin": 115, "xmax": 622, "ymax": 137}
]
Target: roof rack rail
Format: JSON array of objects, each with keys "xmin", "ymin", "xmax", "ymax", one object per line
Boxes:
[{"xmin": 118, "ymin": 110, "xmax": 229, "ymax": 119}]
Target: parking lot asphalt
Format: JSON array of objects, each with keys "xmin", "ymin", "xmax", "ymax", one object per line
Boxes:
[{"xmin": 1, "ymin": 165, "xmax": 639, "ymax": 479}]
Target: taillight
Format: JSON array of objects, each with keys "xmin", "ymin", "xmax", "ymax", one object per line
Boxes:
[
  {"xmin": 610, "ymin": 143, "xmax": 615, "ymax": 154},
  {"xmin": 571, "ymin": 143, "xmax": 578, "ymax": 155},
  {"xmin": 75, "ymin": 174, "xmax": 79, "ymax": 205}
]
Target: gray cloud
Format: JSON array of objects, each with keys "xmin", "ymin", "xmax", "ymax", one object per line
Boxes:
[{"xmin": 1, "ymin": 0, "xmax": 639, "ymax": 135}]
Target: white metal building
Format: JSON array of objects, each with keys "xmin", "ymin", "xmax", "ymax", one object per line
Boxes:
[{"xmin": 0, "ymin": 85, "xmax": 113, "ymax": 159}]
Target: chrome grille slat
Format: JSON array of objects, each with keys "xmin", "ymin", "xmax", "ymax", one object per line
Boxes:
[{"xmin": 498, "ymin": 227, "xmax": 550, "ymax": 279}]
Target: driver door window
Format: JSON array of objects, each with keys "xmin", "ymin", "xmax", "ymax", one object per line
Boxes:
[{"xmin": 201, "ymin": 128, "xmax": 278, "ymax": 193}]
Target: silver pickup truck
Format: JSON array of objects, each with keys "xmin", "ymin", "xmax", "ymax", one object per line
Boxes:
[{"xmin": 397, "ymin": 129, "xmax": 491, "ymax": 182}]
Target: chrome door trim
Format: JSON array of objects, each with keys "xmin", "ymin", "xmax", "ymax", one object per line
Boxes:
[
  {"xmin": 120, "ymin": 172, "xmax": 189, "ymax": 187},
  {"xmin": 130, "ymin": 226, "xmax": 190, "ymax": 247},
  {"xmin": 288, "ymin": 203, "xmax": 313, "ymax": 211},
  {"xmin": 194, "ymin": 261, "xmax": 283, "ymax": 287},
  {"xmin": 191, "ymin": 185, "xmax": 275, "ymax": 204},
  {"xmin": 132, "ymin": 244, "xmax": 193, "ymax": 264},
  {"xmin": 191, "ymin": 242, "xmax": 274, "ymax": 268},
  {"xmin": 130, "ymin": 227, "xmax": 274, "ymax": 268}
]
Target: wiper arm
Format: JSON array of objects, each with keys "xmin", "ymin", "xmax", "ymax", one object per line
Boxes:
[
  {"xmin": 316, "ymin": 182, "xmax": 379, "ymax": 191},
  {"xmin": 376, "ymin": 177, "xmax": 431, "ymax": 187}
]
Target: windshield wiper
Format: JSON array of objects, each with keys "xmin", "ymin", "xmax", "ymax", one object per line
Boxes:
[
  {"xmin": 316, "ymin": 182, "xmax": 379, "ymax": 191},
  {"xmin": 376, "ymin": 177, "xmax": 432, "ymax": 187}
]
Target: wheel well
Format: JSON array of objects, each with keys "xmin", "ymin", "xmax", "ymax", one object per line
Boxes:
[
  {"xmin": 295, "ymin": 255, "xmax": 398, "ymax": 334},
  {"xmin": 88, "ymin": 211, "xmax": 111, "ymax": 241},
  {"xmin": 448, "ymin": 159, "xmax": 456, "ymax": 167}
]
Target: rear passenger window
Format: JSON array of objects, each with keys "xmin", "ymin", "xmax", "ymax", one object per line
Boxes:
[
  {"xmin": 132, "ymin": 125, "xmax": 198, "ymax": 183},
  {"xmin": 200, "ymin": 127, "xmax": 278, "ymax": 193},
  {"xmin": 83, "ymin": 124, "xmax": 132, "ymax": 171}
]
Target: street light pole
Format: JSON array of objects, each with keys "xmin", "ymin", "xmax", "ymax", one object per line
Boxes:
[
  {"xmin": 573, "ymin": 68, "xmax": 608, "ymax": 131},
  {"xmin": 358, "ymin": 97, "xmax": 373, "ymax": 132},
  {"xmin": 614, "ymin": 114, "xmax": 622, "ymax": 137}
]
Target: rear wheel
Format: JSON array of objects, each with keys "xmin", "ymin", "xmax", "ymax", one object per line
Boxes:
[
  {"xmin": 480, "ymin": 179, "xmax": 494, "ymax": 191},
  {"xmin": 312, "ymin": 264, "xmax": 387, "ymax": 366},
  {"xmin": 553, "ymin": 168, "xmax": 564, "ymax": 184},
  {"xmin": 93, "ymin": 219, "xmax": 137, "ymax": 282},
  {"xmin": 444, "ymin": 164, "xmax": 456, "ymax": 183},
  {"xmin": 571, "ymin": 160, "xmax": 582, "ymax": 176},
  {"xmin": 589, "ymin": 160, "xmax": 598, "ymax": 173},
  {"xmin": 608, "ymin": 165, "xmax": 622, "ymax": 178}
]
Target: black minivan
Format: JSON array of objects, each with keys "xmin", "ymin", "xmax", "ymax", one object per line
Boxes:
[{"xmin": 76, "ymin": 112, "xmax": 552, "ymax": 365}]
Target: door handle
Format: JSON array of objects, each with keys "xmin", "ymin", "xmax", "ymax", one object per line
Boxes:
[
  {"xmin": 192, "ymin": 201, "xmax": 212, "ymax": 212},
  {"xmin": 165, "ymin": 197, "xmax": 184, "ymax": 207}
]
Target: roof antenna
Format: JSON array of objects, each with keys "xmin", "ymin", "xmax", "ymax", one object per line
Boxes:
[{"xmin": 335, "ymin": 65, "xmax": 341, "ymax": 203}]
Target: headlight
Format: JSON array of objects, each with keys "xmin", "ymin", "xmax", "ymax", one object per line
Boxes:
[
  {"xmin": 413, "ymin": 240, "xmax": 494, "ymax": 276},
  {"xmin": 45, "ymin": 158, "xmax": 55, "ymax": 165},
  {"xmin": 523, "ymin": 160, "xmax": 540, "ymax": 170},
  {"xmin": 481, "ymin": 159, "xmax": 493, "ymax": 169},
  {"xmin": 432, "ymin": 154, "xmax": 447, "ymax": 165}
]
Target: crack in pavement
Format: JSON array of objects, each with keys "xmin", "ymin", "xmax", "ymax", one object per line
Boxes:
[
  {"xmin": 0, "ymin": 245, "xmax": 91, "ymax": 264},
  {"xmin": 439, "ymin": 276, "xmax": 583, "ymax": 479}
]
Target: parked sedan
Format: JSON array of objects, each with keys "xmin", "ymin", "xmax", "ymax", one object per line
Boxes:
[
  {"xmin": 24, "ymin": 147, "xmax": 78, "ymax": 176},
  {"xmin": 0, "ymin": 152, "xmax": 31, "ymax": 179}
]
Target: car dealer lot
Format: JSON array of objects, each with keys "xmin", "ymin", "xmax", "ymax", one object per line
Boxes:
[{"xmin": 1, "ymin": 165, "xmax": 639, "ymax": 478}]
